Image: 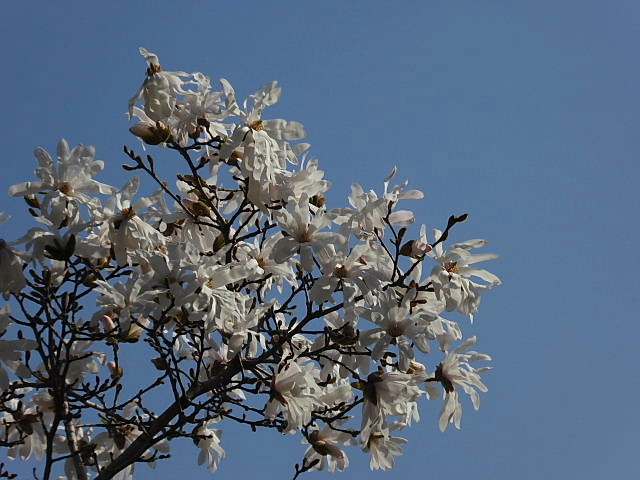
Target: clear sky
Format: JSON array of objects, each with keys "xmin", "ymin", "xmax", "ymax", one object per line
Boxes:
[{"xmin": 1, "ymin": 1, "xmax": 638, "ymax": 479}]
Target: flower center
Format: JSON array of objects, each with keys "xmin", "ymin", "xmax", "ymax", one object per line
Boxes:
[
  {"xmin": 113, "ymin": 207, "xmax": 137, "ymax": 230},
  {"xmin": 334, "ymin": 264, "xmax": 349, "ymax": 278},
  {"xmin": 58, "ymin": 182, "xmax": 74, "ymax": 196},
  {"xmin": 295, "ymin": 226, "xmax": 313, "ymax": 243},
  {"xmin": 435, "ymin": 363, "xmax": 455, "ymax": 392},
  {"xmin": 249, "ymin": 120, "xmax": 265, "ymax": 131},
  {"xmin": 445, "ymin": 261, "xmax": 459, "ymax": 274},
  {"xmin": 386, "ymin": 322, "xmax": 404, "ymax": 338},
  {"xmin": 147, "ymin": 64, "xmax": 163, "ymax": 76}
]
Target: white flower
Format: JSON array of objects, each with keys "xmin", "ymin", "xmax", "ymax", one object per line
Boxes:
[
  {"xmin": 211, "ymin": 290, "xmax": 265, "ymax": 358},
  {"xmin": 272, "ymin": 193, "xmax": 342, "ymax": 271},
  {"xmin": 311, "ymin": 309, "xmax": 372, "ymax": 380},
  {"xmin": 128, "ymin": 48, "xmax": 191, "ymax": 122},
  {"xmin": 236, "ymin": 235, "xmax": 297, "ymax": 294},
  {"xmin": 63, "ymin": 341, "xmax": 106, "ymax": 384},
  {"xmin": 405, "ymin": 224, "xmax": 432, "ymax": 257},
  {"xmin": 265, "ymin": 360, "xmax": 320, "ymax": 433},
  {"xmin": 94, "ymin": 274, "xmax": 163, "ymax": 341},
  {"xmin": 275, "ymin": 156, "xmax": 330, "ymax": 204},
  {"xmin": 9, "ymin": 140, "xmax": 115, "ymax": 227},
  {"xmin": 220, "ymin": 79, "xmax": 306, "ymax": 142},
  {"xmin": 303, "ymin": 421, "xmax": 355, "ymax": 472},
  {"xmin": 94, "ymin": 411, "xmax": 169, "ymax": 480},
  {"xmin": 363, "ymin": 425, "xmax": 408, "ymax": 471},
  {"xmin": 219, "ymin": 79, "xmax": 306, "ymax": 184},
  {"xmin": 363, "ymin": 289, "xmax": 434, "ymax": 371},
  {"xmin": 310, "ymin": 238, "xmax": 388, "ymax": 305},
  {"xmin": 334, "ymin": 168, "xmax": 424, "ymax": 239},
  {"xmin": 430, "ymin": 233, "xmax": 501, "ymax": 320},
  {"xmin": 425, "ymin": 337, "xmax": 491, "ymax": 431},
  {"xmin": 6, "ymin": 414, "xmax": 47, "ymax": 462},
  {"xmin": 360, "ymin": 371, "xmax": 423, "ymax": 437},
  {"xmin": 0, "ymin": 238, "xmax": 26, "ymax": 299},
  {"xmin": 94, "ymin": 177, "xmax": 166, "ymax": 265},
  {"xmin": 0, "ymin": 306, "xmax": 36, "ymax": 389},
  {"xmin": 196, "ymin": 419, "xmax": 226, "ymax": 472}
]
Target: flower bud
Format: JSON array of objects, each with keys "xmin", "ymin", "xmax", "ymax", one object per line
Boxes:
[
  {"xmin": 309, "ymin": 194, "xmax": 326, "ymax": 209},
  {"xmin": 227, "ymin": 150, "xmax": 244, "ymax": 167},
  {"xmin": 108, "ymin": 361, "xmax": 124, "ymax": 380},
  {"xmin": 101, "ymin": 313, "xmax": 116, "ymax": 333},
  {"xmin": 400, "ymin": 239, "xmax": 432, "ymax": 258},
  {"xmin": 129, "ymin": 121, "xmax": 172, "ymax": 145},
  {"xmin": 188, "ymin": 125, "xmax": 204, "ymax": 139}
]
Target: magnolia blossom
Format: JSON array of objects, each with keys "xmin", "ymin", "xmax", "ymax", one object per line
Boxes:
[
  {"xmin": 95, "ymin": 274, "xmax": 162, "ymax": 335},
  {"xmin": 272, "ymin": 193, "xmax": 342, "ymax": 271},
  {"xmin": 275, "ymin": 156, "xmax": 330, "ymax": 204},
  {"xmin": 94, "ymin": 177, "xmax": 166, "ymax": 266},
  {"xmin": 9, "ymin": 140, "xmax": 116, "ymax": 214},
  {"xmin": 0, "ymin": 239, "xmax": 26, "ymax": 300},
  {"xmin": 265, "ymin": 360, "xmax": 320, "ymax": 433},
  {"xmin": 310, "ymin": 237, "xmax": 389, "ymax": 305},
  {"xmin": 128, "ymin": 48, "xmax": 191, "ymax": 122},
  {"xmin": 363, "ymin": 426, "xmax": 408, "ymax": 471},
  {"xmin": 335, "ymin": 167, "xmax": 424, "ymax": 239},
  {"xmin": 218, "ymin": 79, "xmax": 306, "ymax": 187},
  {"xmin": 6, "ymin": 412, "xmax": 47, "ymax": 462},
  {"xmin": 94, "ymin": 423, "xmax": 169, "ymax": 480},
  {"xmin": 363, "ymin": 289, "xmax": 434, "ymax": 371},
  {"xmin": 313, "ymin": 309, "xmax": 373, "ymax": 380},
  {"xmin": 430, "ymin": 233, "xmax": 501, "ymax": 320},
  {"xmin": 0, "ymin": 312, "xmax": 36, "ymax": 389},
  {"xmin": 360, "ymin": 371, "xmax": 424, "ymax": 438},
  {"xmin": 425, "ymin": 337, "xmax": 491, "ymax": 432},
  {"xmin": 303, "ymin": 421, "xmax": 356, "ymax": 472},
  {"xmin": 196, "ymin": 419, "xmax": 226, "ymax": 472},
  {"xmin": 235, "ymin": 234, "xmax": 297, "ymax": 294}
]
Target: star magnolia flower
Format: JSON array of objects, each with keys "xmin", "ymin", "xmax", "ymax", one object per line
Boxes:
[
  {"xmin": 0, "ymin": 238, "xmax": 26, "ymax": 300},
  {"xmin": 196, "ymin": 419, "xmax": 226, "ymax": 472},
  {"xmin": 272, "ymin": 193, "xmax": 342, "ymax": 271},
  {"xmin": 218, "ymin": 79, "xmax": 306, "ymax": 185},
  {"xmin": 364, "ymin": 289, "xmax": 434, "ymax": 371},
  {"xmin": 334, "ymin": 167, "xmax": 423, "ymax": 241},
  {"xmin": 9, "ymin": 140, "xmax": 116, "ymax": 228},
  {"xmin": 303, "ymin": 421, "xmax": 356, "ymax": 472},
  {"xmin": 9, "ymin": 140, "xmax": 116, "ymax": 201},
  {"xmin": 424, "ymin": 336, "xmax": 491, "ymax": 431},
  {"xmin": 359, "ymin": 371, "xmax": 423, "ymax": 437},
  {"xmin": 95, "ymin": 177, "xmax": 166, "ymax": 266},
  {"xmin": 128, "ymin": 47, "xmax": 191, "ymax": 122},
  {"xmin": 5, "ymin": 407, "xmax": 47, "ymax": 462},
  {"xmin": 265, "ymin": 360, "xmax": 319, "ymax": 433},
  {"xmin": 0, "ymin": 306, "xmax": 36, "ymax": 389},
  {"xmin": 275, "ymin": 156, "xmax": 330, "ymax": 205},
  {"xmin": 363, "ymin": 426, "xmax": 408, "ymax": 471},
  {"xmin": 235, "ymin": 234, "xmax": 297, "ymax": 294},
  {"xmin": 430, "ymin": 231, "xmax": 501, "ymax": 320},
  {"xmin": 94, "ymin": 423, "xmax": 169, "ymax": 480},
  {"xmin": 220, "ymin": 79, "xmax": 307, "ymax": 143},
  {"xmin": 310, "ymin": 238, "xmax": 389, "ymax": 305},
  {"xmin": 94, "ymin": 274, "xmax": 163, "ymax": 338}
]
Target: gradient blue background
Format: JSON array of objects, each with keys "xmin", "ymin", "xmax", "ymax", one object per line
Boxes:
[{"xmin": 1, "ymin": 1, "xmax": 638, "ymax": 479}]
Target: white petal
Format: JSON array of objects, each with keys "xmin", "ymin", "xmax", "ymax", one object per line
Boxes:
[
  {"xmin": 263, "ymin": 119, "xmax": 307, "ymax": 140},
  {"xmin": 388, "ymin": 210, "xmax": 415, "ymax": 226}
]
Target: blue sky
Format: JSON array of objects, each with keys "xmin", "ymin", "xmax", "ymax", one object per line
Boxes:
[{"xmin": 1, "ymin": 1, "xmax": 638, "ymax": 479}]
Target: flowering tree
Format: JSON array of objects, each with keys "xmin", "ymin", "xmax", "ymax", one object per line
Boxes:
[{"xmin": 0, "ymin": 48, "xmax": 501, "ymax": 480}]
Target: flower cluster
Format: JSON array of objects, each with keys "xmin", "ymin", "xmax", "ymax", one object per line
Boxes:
[{"xmin": 0, "ymin": 49, "xmax": 500, "ymax": 480}]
